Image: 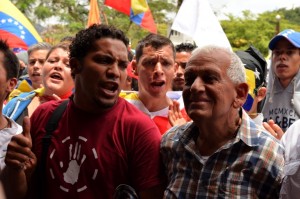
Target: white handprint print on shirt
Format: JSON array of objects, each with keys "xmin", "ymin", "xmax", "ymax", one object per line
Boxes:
[{"xmin": 63, "ymin": 142, "xmax": 86, "ymax": 185}]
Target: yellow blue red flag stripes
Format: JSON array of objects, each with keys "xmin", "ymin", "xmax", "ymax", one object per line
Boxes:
[
  {"xmin": 87, "ymin": 0, "xmax": 101, "ymax": 27},
  {"xmin": 0, "ymin": 0, "xmax": 42, "ymax": 51},
  {"xmin": 243, "ymin": 69, "xmax": 256, "ymax": 111},
  {"xmin": 105, "ymin": 0, "xmax": 157, "ymax": 33}
]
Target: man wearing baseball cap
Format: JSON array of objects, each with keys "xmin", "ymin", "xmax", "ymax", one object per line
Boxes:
[{"xmin": 262, "ymin": 29, "xmax": 300, "ymax": 132}]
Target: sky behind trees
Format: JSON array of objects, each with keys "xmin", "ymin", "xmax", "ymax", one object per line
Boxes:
[{"xmin": 209, "ymin": 0, "xmax": 300, "ymax": 19}]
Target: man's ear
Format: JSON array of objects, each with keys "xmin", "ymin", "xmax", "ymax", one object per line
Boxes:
[
  {"xmin": 233, "ymin": 82, "xmax": 249, "ymax": 108},
  {"xmin": 256, "ymin": 87, "xmax": 267, "ymax": 102},
  {"xmin": 7, "ymin": 78, "xmax": 17, "ymax": 93},
  {"xmin": 70, "ymin": 58, "xmax": 82, "ymax": 77},
  {"xmin": 131, "ymin": 59, "xmax": 138, "ymax": 76}
]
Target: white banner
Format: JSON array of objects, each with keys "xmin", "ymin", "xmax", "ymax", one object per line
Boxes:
[{"xmin": 171, "ymin": 0, "xmax": 232, "ymax": 50}]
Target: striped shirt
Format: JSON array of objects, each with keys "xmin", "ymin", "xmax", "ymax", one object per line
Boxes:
[{"xmin": 161, "ymin": 110, "xmax": 284, "ymax": 198}]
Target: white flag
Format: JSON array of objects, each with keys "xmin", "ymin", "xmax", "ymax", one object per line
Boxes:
[{"xmin": 171, "ymin": 0, "xmax": 231, "ymax": 50}]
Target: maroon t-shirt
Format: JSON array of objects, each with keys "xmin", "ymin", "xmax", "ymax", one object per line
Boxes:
[{"xmin": 30, "ymin": 98, "xmax": 163, "ymax": 199}]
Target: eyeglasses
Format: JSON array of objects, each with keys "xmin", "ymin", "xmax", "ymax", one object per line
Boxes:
[
  {"xmin": 175, "ymin": 62, "xmax": 187, "ymax": 68},
  {"xmin": 273, "ymin": 48, "xmax": 299, "ymax": 57}
]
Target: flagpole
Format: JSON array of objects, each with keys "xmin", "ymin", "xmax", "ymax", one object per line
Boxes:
[
  {"xmin": 127, "ymin": 21, "xmax": 133, "ymax": 34},
  {"xmin": 168, "ymin": 30, "xmax": 174, "ymax": 39},
  {"xmin": 99, "ymin": 1, "xmax": 108, "ymax": 25},
  {"xmin": 102, "ymin": 11, "xmax": 108, "ymax": 25}
]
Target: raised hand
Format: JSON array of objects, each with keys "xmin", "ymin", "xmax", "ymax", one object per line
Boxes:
[
  {"xmin": 51, "ymin": 94, "xmax": 62, "ymax": 101},
  {"xmin": 263, "ymin": 119, "xmax": 284, "ymax": 140},
  {"xmin": 168, "ymin": 100, "xmax": 187, "ymax": 127},
  {"xmin": 5, "ymin": 117, "xmax": 36, "ymax": 172},
  {"xmin": 2, "ymin": 117, "xmax": 37, "ymax": 199}
]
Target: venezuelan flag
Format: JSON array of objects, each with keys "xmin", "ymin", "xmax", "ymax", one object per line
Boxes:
[
  {"xmin": 243, "ymin": 68, "xmax": 256, "ymax": 111},
  {"xmin": 105, "ymin": 0, "xmax": 157, "ymax": 33},
  {"xmin": 0, "ymin": 0, "xmax": 42, "ymax": 51}
]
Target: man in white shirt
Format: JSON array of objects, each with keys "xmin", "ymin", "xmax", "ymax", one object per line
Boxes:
[{"xmin": 0, "ymin": 39, "xmax": 22, "ymax": 173}]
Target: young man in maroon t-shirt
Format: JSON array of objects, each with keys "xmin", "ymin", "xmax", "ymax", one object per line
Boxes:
[{"xmin": 2, "ymin": 25, "xmax": 165, "ymax": 199}]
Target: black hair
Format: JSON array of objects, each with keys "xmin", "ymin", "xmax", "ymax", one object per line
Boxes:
[
  {"xmin": 0, "ymin": 39, "xmax": 19, "ymax": 79},
  {"xmin": 128, "ymin": 50, "xmax": 134, "ymax": 62},
  {"xmin": 135, "ymin": 33, "xmax": 175, "ymax": 63},
  {"xmin": 131, "ymin": 78, "xmax": 138, "ymax": 91},
  {"xmin": 175, "ymin": 43, "xmax": 197, "ymax": 53},
  {"xmin": 70, "ymin": 24, "xmax": 129, "ymax": 62}
]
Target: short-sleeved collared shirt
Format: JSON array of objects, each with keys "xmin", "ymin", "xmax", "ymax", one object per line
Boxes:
[{"xmin": 161, "ymin": 110, "xmax": 284, "ymax": 198}]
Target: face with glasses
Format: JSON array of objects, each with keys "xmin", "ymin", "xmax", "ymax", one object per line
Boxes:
[
  {"xmin": 272, "ymin": 38, "xmax": 300, "ymax": 88},
  {"xmin": 172, "ymin": 51, "xmax": 192, "ymax": 91}
]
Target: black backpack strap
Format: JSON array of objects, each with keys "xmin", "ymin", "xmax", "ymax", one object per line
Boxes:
[{"xmin": 36, "ymin": 99, "xmax": 69, "ymax": 198}]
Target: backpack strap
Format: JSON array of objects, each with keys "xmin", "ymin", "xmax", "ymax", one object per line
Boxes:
[{"xmin": 36, "ymin": 99, "xmax": 69, "ymax": 197}]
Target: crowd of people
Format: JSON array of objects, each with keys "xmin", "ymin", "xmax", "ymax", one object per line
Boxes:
[{"xmin": 0, "ymin": 24, "xmax": 300, "ymax": 198}]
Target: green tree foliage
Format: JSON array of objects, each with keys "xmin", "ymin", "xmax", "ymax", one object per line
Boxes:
[
  {"xmin": 221, "ymin": 9, "xmax": 300, "ymax": 56},
  {"xmin": 10, "ymin": 0, "xmax": 300, "ymax": 55},
  {"xmin": 11, "ymin": 0, "xmax": 175, "ymax": 47},
  {"xmin": 12, "ymin": 0, "xmax": 88, "ymax": 29},
  {"xmin": 278, "ymin": 7, "xmax": 300, "ymax": 24}
]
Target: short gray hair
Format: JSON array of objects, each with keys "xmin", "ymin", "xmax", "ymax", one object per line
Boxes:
[
  {"xmin": 190, "ymin": 45, "xmax": 246, "ymax": 84},
  {"xmin": 27, "ymin": 42, "xmax": 52, "ymax": 57}
]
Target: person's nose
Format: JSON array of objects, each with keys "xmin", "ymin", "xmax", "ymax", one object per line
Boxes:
[
  {"xmin": 54, "ymin": 61, "xmax": 64, "ymax": 71},
  {"xmin": 278, "ymin": 52, "xmax": 287, "ymax": 61},
  {"xmin": 153, "ymin": 62, "xmax": 164, "ymax": 76},
  {"xmin": 190, "ymin": 77, "xmax": 205, "ymax": 93},
  {"xmin": 176, "ymin": 67, "xmax": 184, "ymax": 77},
  {"xmin": 107, "ymin": 62, "xmax": 120, "ymax": 80},
  {"xmin": 33, "ymin": 61, "xmax": 41, "ymax": 70}
]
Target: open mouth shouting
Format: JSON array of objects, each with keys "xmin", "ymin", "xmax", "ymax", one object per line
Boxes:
[
  {"xmin": 151, "ymin": 80, "xmax": 165, "ymax": 87},
  {"xmin": 50, "ymin": 72, "xmax": 63, "ymax": 80},
  {"xmin": 150, "ymin": 80, "xmax": 166, "ymax": 92},
  {"xmin": 101, "ymin": 82, "xmax": 119, "ymax": 97}
]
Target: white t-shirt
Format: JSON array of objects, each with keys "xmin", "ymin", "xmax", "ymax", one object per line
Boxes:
[
  {"xmin": 280, "ymin": 119, "xmax": 300, "ymax": 199},
  {"xmin": 0, "ymin": 116, "xmax": 23, "ymax": 173}
]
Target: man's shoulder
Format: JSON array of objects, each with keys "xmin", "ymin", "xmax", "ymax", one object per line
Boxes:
[
  {"xmin": 246, "ymin": 122, "xmax": 284, "ymax": 164},
  {"xmin": 161, "ymin": 122, "xmax": 193, "ymax": 146},
  {"xmin": 116, "ymin": 98, "xmax": 162, "ymax": 138},
  {"xmin": 32, "ymin": 100, "xmax": 67, "ymax": 121},
  {"xmin": 37, "ymin": 99, "xmax": 65, "ymax": 111},
  {"xmin": 120, "ymin": 98, "xmax": 154, "ymax": 121}
]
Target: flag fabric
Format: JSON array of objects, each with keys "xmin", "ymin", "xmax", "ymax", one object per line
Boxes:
[
  {"xmin": 87, "ymin": 0, "xmax": 101, "ymax": 27},
  {"xmin": 171, "ymin": 0, "xmax": 231, "ymax": 50},
  {"xmin": 0, "ymin": 0, "xmax": 42, "ymax": 51},
  {"xmin": 105, "ymin": 0, "xmax": 157, "ymax": 33}
]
